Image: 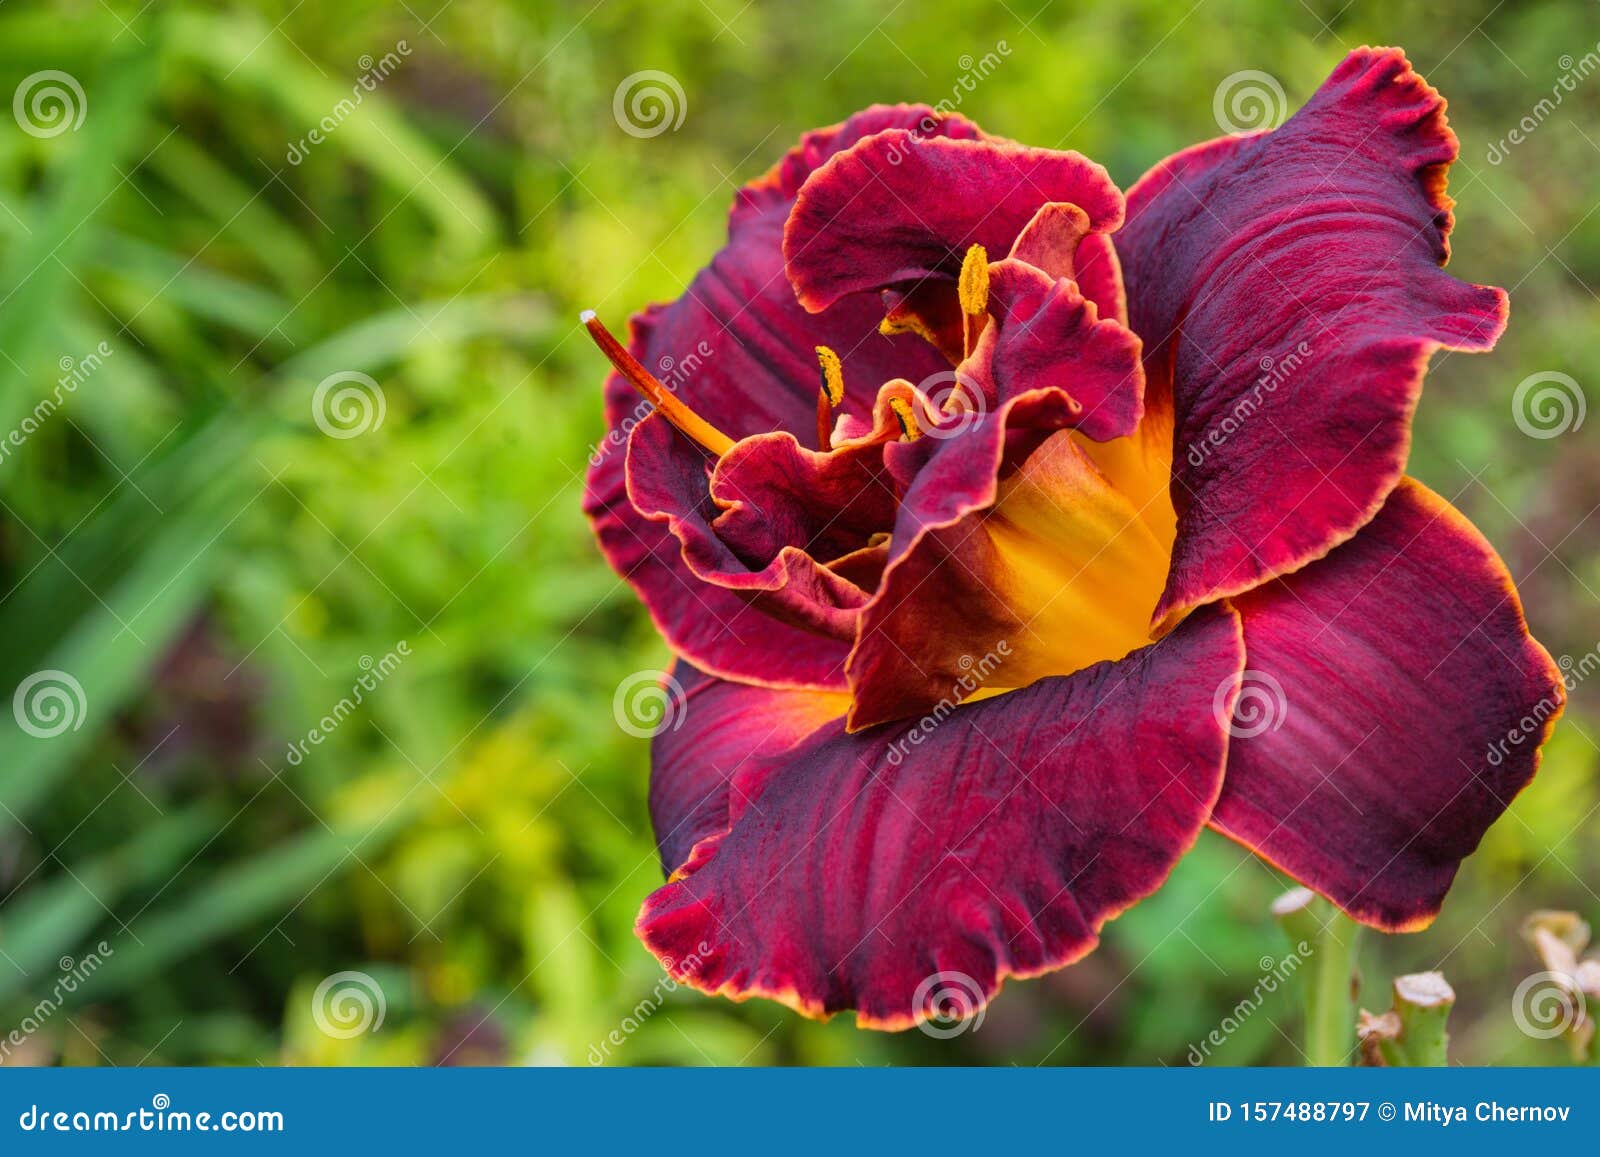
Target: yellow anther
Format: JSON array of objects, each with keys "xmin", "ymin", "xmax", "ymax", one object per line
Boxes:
[
  {"xmin": 814, "ymin": 345, "xmax": 848, "ymax": 451},
  {"xmin": 888, "ymin": 396, "xmax": 922, "ymax": 441},
  {"xmin": 880, "ymin": 309, "xmax": 946, "ymax": 351},
  {"xmin": 815, "ymin": 345, "xmax": 845, "ymax": 406},
  {"xmin": 958, "ymin": 243, "xmax": 990, "ymax": 317}
]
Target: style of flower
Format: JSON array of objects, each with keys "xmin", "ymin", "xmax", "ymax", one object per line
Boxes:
[{"xmin": 582, "ymin": 47, "xmax": 1563, "ymax": 1029}]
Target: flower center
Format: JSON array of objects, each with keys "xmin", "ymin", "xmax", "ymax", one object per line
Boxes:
[{"xmin": 976, "ymin": 425, "xmax": 1178, "ymax": 692}]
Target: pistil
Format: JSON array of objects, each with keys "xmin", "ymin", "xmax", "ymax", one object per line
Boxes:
[{"xmin": 582, "ymin": 310, "xmax": 736, "ymax": 457}]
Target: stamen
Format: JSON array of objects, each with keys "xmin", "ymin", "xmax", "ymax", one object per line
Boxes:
[
  {"xmin": 889, "ymin": 397, "xmax": 922, "ymax": 441},
  {"xmin": 958, "ymin": 244, "xmax": 990, "ymax": 316},
  {"xmin": 878, "ymin": 308, "xmax": 941, "ymax": 348},
  {"xmin": 815, "ymin": 345, "xmax": 846, "ymax": 407},
  {"xmin": 581, "ymin": 311, "xmax": 735, "ymax": 457},
  {"xmin": 815, "ymin": 345, "xmax": 845, "ymax": 451},
  {"xmin": 957, "ymin": 243, "xmax": 989, "ymax": 360}
]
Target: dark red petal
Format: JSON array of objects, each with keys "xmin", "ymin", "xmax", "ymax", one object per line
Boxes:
[
  {"xmin": 638, "ymin": 605, "xmax": 1244, "ymax": 1028},
  {"xmin": 848, "ymin": 423, "xmax": 1170, "ymax": 731},
  {"xmin": 1071, "ymin": 232, "xmax": 1128, "ymax": 326},
  {"xmin": 831, "ymin": 253, "xmax": 1147, "ymax": 730},
  {"xmin": 585, "ymin": 108, "xmax": 968, "ymax": 688},
  {"xmin": 626, "ymin": 415, "xmax": 871, "ymax": 645},
  {"xmin": 842, "ymin": 280, "xmax": 1148, "ymax": 732},
  {"xmin": 785, "ymin": 131, "xmax": 1124, "ymax": 314},
  {"xmin": 587, "ymin": 482, "xmax": 851, "ymax": 689},
  {"xmin": 649, "ymin": 662, "xmax": 849, "ymax": 875},
  {"xmin": 984, "ymin": 257, "xmax": 1144, "ymax": 442},
  {"xmin": 1006, "ymin": 203, "xmax": 1128, "ymax": 325},
  {"xmin": 709, "ymin": 433, "xmax": 899, "ymax": 568},
  {"xmin": 584, "ymin": 313, "xmax": 852, "ymax": 689},
  {"xmin": 1116, "ymin": 47, "xmax": 1508, "ymax": 629},
  {"xmin": 643, "ymin": 106, "xmax": 971, "ymax": 438},
  {"xmin": 1212, "ymin": 478, "xmax": 1563, "ymax": 931}
]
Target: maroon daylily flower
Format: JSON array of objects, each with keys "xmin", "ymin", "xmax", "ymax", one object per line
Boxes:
[{"xmin": 582, "ymin": 48, "xmax": 1564, "ymax": 1030}]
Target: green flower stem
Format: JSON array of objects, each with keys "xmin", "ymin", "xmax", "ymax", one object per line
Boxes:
[
  {"xmin": 1377, "ymin": 973, "xmax": 1454, "ymax": 1066},
  {"xmin": 1306, "ymin": 908, "xmax": 1361, "ymax": 1066},
  {"xmin": 1273, "ymin": 888, "xmax": 1361, "ymax": 1066}
]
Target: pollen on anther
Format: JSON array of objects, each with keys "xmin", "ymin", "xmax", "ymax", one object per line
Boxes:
[
  {"xmin": 815, "ymin": 345, "xmax": 845, "ymax": 406},
  {"xmin": 958, "ymin": 245, "xmax": 990, "ymax": 317},
  {"xmin": 889, "ymin": 396, "xmax": 922, "ymax": 441}
]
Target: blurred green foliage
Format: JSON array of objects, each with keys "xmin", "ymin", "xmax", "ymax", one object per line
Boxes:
[{"xmin": 0, "ymin": 0, "xmax": 1595, "ymax": 1066}]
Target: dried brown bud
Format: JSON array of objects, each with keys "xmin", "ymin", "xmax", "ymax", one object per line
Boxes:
[{"xmin": 1356, "ymin": 1008, "xmax": 1401, "ymax": 1066}]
